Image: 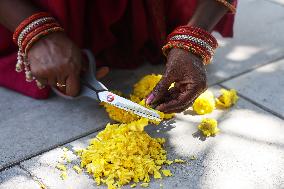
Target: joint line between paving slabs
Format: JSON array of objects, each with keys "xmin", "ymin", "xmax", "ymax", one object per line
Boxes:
[
  {"xmin": 210, "ymin": 55, "xmax": 284, "ymax": 87},
  {"xmin": 218, "ymin": 84, "xmax": 284, "ymax": 120},
  {"xmin": 19, "ymin": 164, "xmax": 47, "ymax": 189},
  {"xmin": 0, "ymin": 125, "xmax": 106, "ymax": 172}
]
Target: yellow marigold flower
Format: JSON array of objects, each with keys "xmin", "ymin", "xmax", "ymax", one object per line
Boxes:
[
  {"xmin": 60, "ymin": 171, "xmax": 68, "ymax": 180},
  {"xmin": 161, "ymin": 170, "xmax": 172, "ymax": 177},
  {"xmin": 193, "ymin": 90, "xmax": 215, "ymax": 115},
  {"xmin": 198, "ymin": 118, "xmax": 219, "ymax": 137},
  {"xmin": 141, "ymin": 183, "xmax": 149, "ymax": 188},
  {"xmin": 174, "ymin": 159, "xmax": 185, "ymax": 163},
  {"xmin": 133, "ymin": 74, "xmax": 162, "ymax": 99},
  {"xmin": 56, "ymin": 164, "xmax": 67, "ymax": 171},
  {"xmin": 73, "ymin": 165, "xmax": 82, "ymax": 174},
  {"xmin": 216, "ymin": 89, "xmax": 239, "ymax": 108}
]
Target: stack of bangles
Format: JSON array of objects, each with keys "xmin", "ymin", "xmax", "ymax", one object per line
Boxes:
[
  {"xmin": 162, "ymin": 25, "xmax": 218, "ymax": 65},
  {"xmin": 13, "ymin": 12, "xmax": 64, "ymax": 89}
]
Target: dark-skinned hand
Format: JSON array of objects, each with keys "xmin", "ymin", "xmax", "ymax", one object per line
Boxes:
[
  {"xmin": 146, "ymin": 48, "xmax": 207, "ymax": 113},
  {"xmin": 28, "ymin": 32, "xmax": 109, "ymax": 96}
]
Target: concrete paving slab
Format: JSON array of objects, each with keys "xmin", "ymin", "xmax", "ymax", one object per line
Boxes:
[
  {"xmin": 208, "ymin": 0, "xmax": 284, "ymax": 85},
  {"xmin": 21, "ymin": 87, "xmax": 284, "ymax": 189},
  {"xmin": 0, "ymin": 166, "xmax": 40, "ymax": 189},
  {"xmin": 221, "ymin": 59, "xmax": 284, "ymax": 118},
  {"xmin": 0, "ymin": 87, "xmax": 109, "ymax": 170}
]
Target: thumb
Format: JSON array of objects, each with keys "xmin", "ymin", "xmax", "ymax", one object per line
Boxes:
[{"xmin": 146, "ymin": 75, "xmax": 173, "ymax": 105}]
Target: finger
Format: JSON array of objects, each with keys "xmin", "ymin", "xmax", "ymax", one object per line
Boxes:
[
  {"xmin": 47, "ymin": 76, "xmax": 57, "ymax": 86},
  {"xmin": 146, "ymin": 75, "xmax": 174, "ymax": 105},
  {"xmin": 156, "ymin": 92, "xmax": 191, "ymax": 113},
  {"xmin": 65, "ymin": 74, "xmax": 80, "ymax": 97},
  {"xmin": 56, "ymin": 75, "xmax": 67, "ymax": 93},
  {"xmin": 96, "ymin": 66, "xmax": 109, "ymax": 80}
]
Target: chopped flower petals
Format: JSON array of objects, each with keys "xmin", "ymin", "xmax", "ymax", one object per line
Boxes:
[
  {"xmin": 193, "ymin": 91, "xmax": 215, "ymax": 115},
  {"xmin": 174, "ymin": 159, "xmax": 185, "ymax": 163},
  {"xmin": 56, "ymin": 164, "xmax": 67, "ymax": 171},
  {"xmin": 130, "ymin": 183, "xmax": 137, "ymax": 188},
  {"xmin": 198, "ymin": 118, "xmax": 219, "ymax": 137},
  {"xmin": 161, "ymin": 170, "xmax": 172, "ymax": 177},
  {"xmin": 60, "ymin": 171, "xmax": 68, "ymax": 180},
  {"xmin": 73, "ymin": 165, "xmax": 82, "ymax": 174},
  {"xmin": 140, "ymin": 183, "xmax": 149, "ymax": 188},
  {"xmin": 216, "ymin": 89, "xmax": 238, "ymax": 108}
]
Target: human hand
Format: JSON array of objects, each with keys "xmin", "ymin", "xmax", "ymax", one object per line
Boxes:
[
  {"xmin": 28, "ymin": 32, "xmax": 109, "ymax": 96},
  {"xmin": 146, "ymin": 48, "xmax": 207, "ymax": 113}
]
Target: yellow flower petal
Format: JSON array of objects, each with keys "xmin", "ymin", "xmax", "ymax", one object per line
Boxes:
[
  {"xmin": 56, "ymin": 164, "xmax": 67, "ymax": 171},
  {"xmin": 161, "ymin": 170, "xmax": 172, "ymax": 177},
  {"xmin": 140, "ymin": 183, "xmax": 149, "ymax": 188},
  {"xmin": 174, "ymin": 159, "xmax": 185, "ymax": 163},
  {"xmin": 73, "ymin": 165, "xmax": 82, "ymax": 174},
  {"xmin": 60, "ymin": 171, "xmax": 68, "ymax": 180},
  {"xmin": 130, "ymin": 183, "xmax": 137, "ymax": 188}
]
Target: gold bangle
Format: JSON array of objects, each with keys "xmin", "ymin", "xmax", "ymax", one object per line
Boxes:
[{"xmin": 215, "ymin": 0, "xmax": 236, "ymax": 14}]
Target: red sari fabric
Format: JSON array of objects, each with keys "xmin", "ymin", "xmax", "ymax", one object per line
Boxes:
[{"xmin": 0, "ymin": 0, "xmax": 237, "ymax": 99}]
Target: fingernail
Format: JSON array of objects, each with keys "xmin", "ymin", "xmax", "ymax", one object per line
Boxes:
[{"xmin": 146, "ymin": 93, "xmax": 154, "ymax": 104}]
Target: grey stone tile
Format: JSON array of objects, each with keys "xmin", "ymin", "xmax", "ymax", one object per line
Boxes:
[
  {"xmin": 221, "ymin": 59, "xmax": 284, "ymax": 118},
  {"xmin": 0, "ymin": 87, "xmax": 109, "ymax": 170},
  {"xmin": 0, "ymin": 166, "xmax": 40, "ymax": 189},
  {"xmin": 21, "ymin": 87, "xmax": 284, "ymax": 188},
  {"xmin": 208, "ymin": 0, "xmax": 284, "ymax": 85}
]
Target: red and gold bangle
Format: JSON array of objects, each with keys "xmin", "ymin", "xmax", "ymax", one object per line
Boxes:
[
  {"xmin": 13, "ymin": 12, "xmax": 64, "ymax": 88},
  {"xmin": 215, "ymin": 0, "xmax": 236, "ymax": 13},
  {"xmin": 168, "ymin": 26, "xmax": 218, "ymax": 48},
  {"xmin": 162, "ymin": 41, "xmax": 212, "ymax": 64},
  {"xmin": 21, "ymin": 23, "xmax": 60, "ymax": 51},
  {"xmin": 24, "ymin": 27, "xmax": 64, "ymax": 55},
  {"xmin": 171, "ymin": 26, "xmax": 218, "ymax": 47},
  {"xmin": 13, "ymin": 12, "xmax": 50, "ymax": 43},
  {"xmin": 168, "ymin": 31, "xmax": 217, "ymax": 49}
]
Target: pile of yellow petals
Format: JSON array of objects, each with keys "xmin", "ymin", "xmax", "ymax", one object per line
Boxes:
[
  {"xmin": 78, "ymin": 118, "xmax": 175, "ymax": 189},
  {"xmin": 101, "ymin": 74, "xmax": 174, "ymax": 124},
  {"xmin": 193, "ymin": 91, "xmax": 215, "ymax": 115},
  {"xmin": 77, "ymin": 74, "xmax": 179, "ymax": 189},
  {"xmin": 198, "ymin": 118, "xmax": 219, "ymax": 137},
  {"xmin": 215, "ymin": 89, "xmax": 239, "ymax": 108}
]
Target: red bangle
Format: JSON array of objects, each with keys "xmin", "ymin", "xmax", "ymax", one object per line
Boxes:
[
  {"xmin": 168, "ymin": 26, "xmax": 218, "ymax": 48},
  {"xmin": 25, "ymin": 27, "xmax": 64, "ymax": 55},
  {"xmin": 162, "ymin": 41, "xmax": 212, "ymax": 64},
  {"xmin": 21, "ymin": 23, "xmax": 60, "ymax": 51},
  {"xmin": 167, "ymin": 31, "xmax": 218, "ymax": 49},
  {"xmin": 13, "ymin": 12, "xmax": 51, "ymax": 43}
]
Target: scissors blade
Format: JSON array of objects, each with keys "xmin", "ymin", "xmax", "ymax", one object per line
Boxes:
[{"xmin": 98, "ymin": 91, "xmax": 161, "ymax": 121}]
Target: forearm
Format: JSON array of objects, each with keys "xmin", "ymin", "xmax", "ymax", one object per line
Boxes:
[
  {"xmin": 188, "ymin": 0, "xmax": 234, "ymax": 32},
  {"xmin": 0, "ymin": 0, "xmax": 39, "ymax": 31}
]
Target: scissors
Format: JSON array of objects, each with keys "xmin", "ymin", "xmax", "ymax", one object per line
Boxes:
[{"xmin": 53, "ymin": 49, "xmax": 161, "ymax": 121}]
